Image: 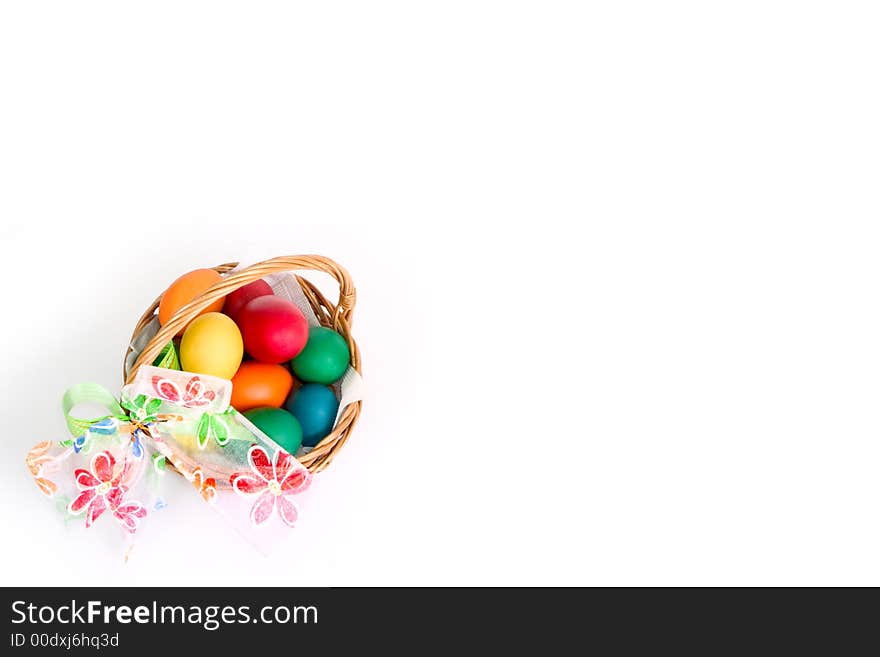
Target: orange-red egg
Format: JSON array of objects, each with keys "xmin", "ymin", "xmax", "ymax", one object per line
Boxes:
[
  {"xmin": 230, "ymin": 361, "xmax": 295, "ymax": 412},
  {"xmin": 158, "ymin": 269, "xmax": 225, "ymax": 330}
]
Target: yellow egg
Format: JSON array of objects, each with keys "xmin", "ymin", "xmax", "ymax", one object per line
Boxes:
[{"xmin": 179, "ymin": 312, "xmax": 243, "ymax": 380}]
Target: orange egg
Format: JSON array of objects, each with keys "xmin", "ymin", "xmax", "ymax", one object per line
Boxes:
[
  {"xmin": 230, "ymin": 361, "xmax": 295, "ymax": 412},
  {"xmin": 158, "ymin": 268, "xmax": 225, "ymax": 330}
]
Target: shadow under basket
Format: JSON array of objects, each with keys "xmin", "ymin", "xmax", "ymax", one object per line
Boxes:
[{"xmin": 123, "ymin": 255, "xmax": 362, "ymax": 474}]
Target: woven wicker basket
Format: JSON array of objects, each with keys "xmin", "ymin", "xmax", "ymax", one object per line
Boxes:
[{"xmin": 124, "ymin": 255, "xmax": 361, "ymax": 474}]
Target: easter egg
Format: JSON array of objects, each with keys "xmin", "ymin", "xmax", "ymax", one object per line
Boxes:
[
  {"xmin": 285, "ymin": 383, "xmax": 339, "ymax": 447},
  {"xmin": 158, "ymin": 269, "xmax": 224, "ymax": 329},
  {"xmin": 224, "ymin": 279, "xmax": 274, "ymax": 323},
  {"xmin": 290, "ymin": 327, "xmax": 350, "ymax": 384},
  {"xmin": 179, "ymin": 312, "xmax": 243, "ymax": 380},
  {"xmin": 243, "ymin": 407, "xmax": 303, "ymax": 454},
  {"xmin": 230, "ymin": 361, "xmax": 294, "ymax": 412},
  {"xmin": 237, "ymin": 296, "xmax": 309, "ymax": 363}
]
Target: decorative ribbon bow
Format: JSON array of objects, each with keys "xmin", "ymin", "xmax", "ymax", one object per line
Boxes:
[{"xmin": 25, "ymin": 366, "xmax": 313, "ymax": 555}]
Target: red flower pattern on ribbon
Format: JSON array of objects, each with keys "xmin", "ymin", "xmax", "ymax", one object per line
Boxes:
[
  {"xmin": 151, "ymin": 374, "xmax": 216, "ymax": 408},
  {"xmin": 229, "ymin": 445, "xmax": 311, "ymax": 528},
  {"xmin": 67, "ymin": 451, "xmax": 147, "ymax": 533},
  {"xmin": 113, "ymin": 500, "xmax": 148, "ymax": 534}
]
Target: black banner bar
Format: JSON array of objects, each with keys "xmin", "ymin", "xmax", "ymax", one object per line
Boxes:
[{"xmin": 0, "ymin": 587, "xmax": 871, "ymax": 651}]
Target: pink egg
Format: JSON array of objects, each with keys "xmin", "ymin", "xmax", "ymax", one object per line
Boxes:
[{"xmin": 237, "ymin": 296, "xmax": 309, "ymax": 363}]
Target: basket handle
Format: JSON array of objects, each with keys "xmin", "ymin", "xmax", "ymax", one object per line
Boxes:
[{"xmin": 126, "ymin": 255, "xmax": 356, "ymax": 385}]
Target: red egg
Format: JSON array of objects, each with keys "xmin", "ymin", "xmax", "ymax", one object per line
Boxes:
[
  {"xmin": 224, "ymin": 279, "xmax": 274, "ymax": 323},
  {"xmin": 237, "ymin": 296, "xmax": 309, "ymax": 363}
]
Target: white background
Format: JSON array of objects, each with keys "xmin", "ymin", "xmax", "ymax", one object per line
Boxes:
[{"xmin": 1, "ymin": 2, "xmax": 879, "ymax": 586}]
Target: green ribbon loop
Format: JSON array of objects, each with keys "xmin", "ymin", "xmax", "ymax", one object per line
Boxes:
[
  {"xmin": 60, "ymin": 379, "xmax": 244, "ymax": 451},
  {"xmin": 153, "ymin": 341, "xmax": 180, "ymax": 371},
  {"xmin": 61, "ymin": 383, "xmax": 126, "ymax": 437}
]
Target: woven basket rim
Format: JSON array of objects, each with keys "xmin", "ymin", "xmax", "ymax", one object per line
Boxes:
[{"xmin": 124, "ymin": 255, "xmax": 361, "ymax": 474}]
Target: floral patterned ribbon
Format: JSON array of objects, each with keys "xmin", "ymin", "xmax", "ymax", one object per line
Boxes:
[{"xmin": 26, "ymin": 366, "xmax": 313, "ymax": 553}]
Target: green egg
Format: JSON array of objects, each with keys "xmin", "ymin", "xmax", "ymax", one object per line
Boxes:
[
  {"xmin": 290, "ymin": 326, "xmax": 351, "ymax": 384},
  {"xmin": 243, "ymin": 407, "xmax": 303, "ymax": 454}
]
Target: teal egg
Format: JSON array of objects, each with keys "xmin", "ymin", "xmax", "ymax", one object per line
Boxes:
[
  {"xmin": 285, "ymin": 384, "xmax": 339, "ymax": 447},
  {"xmin": 243, "ymin": 407, "xmax": 303, "ymax": 454}
]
